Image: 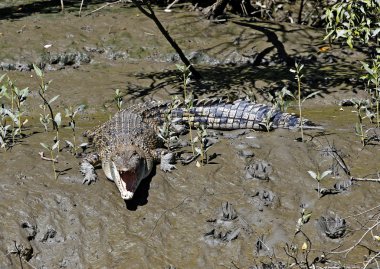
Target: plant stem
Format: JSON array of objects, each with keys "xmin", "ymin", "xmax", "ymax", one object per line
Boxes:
[
  {"xmin": 376, "ymin": 79, "xmax": 379, "ymax": 128},
  {"xmin": 50, "ymin": 150, "xmax": 57, "ymax": 180},
  {"xmin": 297, "ymin": 74, "xmax": 304, "ymax": 142},
  {"xmin": 56, "ymin": 130, "xmax": 60, "ymax": 151},
  {"xmin": 317, "ymin": 181, "xmax": 320, "ymax": 198}
]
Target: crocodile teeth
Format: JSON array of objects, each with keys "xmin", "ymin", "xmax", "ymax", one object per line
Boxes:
[{"xmin": 111, "ymin": 162, "xmax": 135, "ymax": 200}]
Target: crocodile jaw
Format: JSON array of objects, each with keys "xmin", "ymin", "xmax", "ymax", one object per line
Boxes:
[{"xmin": 111, "ymin": 162, "xmax": 136, "ymax": 200}]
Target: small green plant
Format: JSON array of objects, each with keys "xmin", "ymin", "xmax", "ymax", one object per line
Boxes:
[
  {"xmin": 295, "ymin": 207, "xmax": 312, "ymax": 233},
  {"xmin": 33, "ymin": 64, "xmax": 62, "ymax": 150},
  {"xmin": 176, "ymin": 64, "xmax": 196, "ymax": 156},
  {"xmin": 40, "ymin": 140, "xmax": 60, "ymax": 180},
  {"xmin": 361, "ymin": 56, "xmax": 380, "ymax": 128},
  {"xmin": 193, "ymin": 124, "xmax": 210, "ymax": 166},
  {"xmin": 290, "ymin": 62, "xmax": 321, "ymax": 142},
  {"xmin": 290, "ymin": 62, "xmax": 305, "ymax": 141},
  {"xmin": 285, "ymin": 208, "xmax": 313, "ymax": 268},
  {"xmin": 8, "ymin": 78, "xmax": 29, "ymax": 139},
  {"xmin": 114, "ymin": 89, "xmax": 123, "ymax": 111},
  {"xmin": 65, "ymin": 105, "xmax": 84, "ymax": 155},
  {"xmin": 351, "ymin": 99, "xmax": 373, "ymax": 146},
  {"xmin": 272, "ymin": 86, "xmax": 295, "ymax": 112},
  {"xmin": 0, "ymin": 74, "xmax": 29, "ymax": 148},
  {"xmin": 158, "ymin": 96, "xmax": 180, "ymax": 151},
  {"xmin": 261, "ymin": 108, "xmax": 274, "ymax": 132},
  {"xmin": 307, "ymin": 169, "xmax": 332, "ymax": 198},
  {"xmin": 33, "ymin": 64, "xmax": 60, "ymax": 132}
]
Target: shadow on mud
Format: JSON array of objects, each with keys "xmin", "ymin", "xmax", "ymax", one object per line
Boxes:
[
  {"xmin": 124, "ymin": 169, "xmax": 155, "ymax": 211},
  {"xmin": 0, "ymin": 0, "xmax": 105, "ymax": 20},
  {"xmin": 129, "ymin": 60, "xmax": 362, "ymax": 102}
]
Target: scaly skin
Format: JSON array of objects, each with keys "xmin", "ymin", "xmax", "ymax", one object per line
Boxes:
[{"xmin": 81, "ymin": 100, "xmax": 316, "ymax": 200}]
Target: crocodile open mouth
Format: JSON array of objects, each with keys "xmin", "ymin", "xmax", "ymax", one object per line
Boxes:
[
  {"xmin": 111, "ymin": 162, "xmax": 137, "ymax": 200},
  {"xmin": 119, "ymin": 170, "xmax": 137, "ymax": 193}
]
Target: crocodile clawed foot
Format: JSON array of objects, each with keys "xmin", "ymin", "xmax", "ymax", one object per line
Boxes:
[
  {"xmin": 80, "ymin": 160, "xmax": 97, "ymax": 184},
  {"xmin": 160, "ymin": 152, "xmax": 176, "ymax": 172}
]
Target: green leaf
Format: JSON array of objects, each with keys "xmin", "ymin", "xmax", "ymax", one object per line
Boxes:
[
  {"xmin": 373, "ymin": 28, "xmax": 380, "ymax": 37},
  {"xmin": 33, "ymin": 64, "xmax": 43, "ymax": 77},
  {"xmin": 347, "ymin": 35, "xmax": 353, "ymax": 48},
  {"xmin": 302, "ymin": 90, "xmax": 321, "ymax": 103},
  {"xmin": 65, "ymin": 140, "xmax": 74, "ymax": 148},
  {"xmin": 336, "ymin": 29, "xmax": 347, "ymax": 38},
  {"xmin": 0, "ymin": 73, "xmax": 6, "ymax": 82},
  {"xmin": 40, "ymin": 142, "xmax": 49, "ymax": 150},
  {"xmin": 52, "ymin": 140, "xmax": 60, "ymax": 151},
  {"xmin": 320, "ymin": 170, "xmax": 332, "ymax": 179},
  {"xmin": 307, "ymin": 170, "xmax": 317, "ymax": 179},
  {"xmin": 49, "ymin": 95, "xmax": 60, "ymax": 104},
  {"xmin": 175, "ymin": 64, "xmax": 185, "ymax": 73},
  {"xmin": 79, "ymin": 142, "xmax": 88, "ymax": 148},
  {"xmin": 302, "ymin": 212, "xmax": 312, "ymax": 224},
  {"xmin": 54, "ymin": 112, "xmax": 62, "ymax": 127}
]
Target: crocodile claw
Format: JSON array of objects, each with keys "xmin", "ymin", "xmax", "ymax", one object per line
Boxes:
[
  {"xmin": 80, "ymin": 160, "xmax": 97, "ymax": 184},
  {"xmin": 160, "ymin": 152, "xmax": 176, "ymax": 172}
]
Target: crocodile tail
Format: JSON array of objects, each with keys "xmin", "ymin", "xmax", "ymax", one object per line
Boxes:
[{"xmin": 171, "ymin": 100, "xmax": 316, "ymax": 131}]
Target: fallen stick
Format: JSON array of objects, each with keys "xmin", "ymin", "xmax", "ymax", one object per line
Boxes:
[
  {"xmin": 85, "ymin": 0, "xmax": 126, "ymax": 16},
  {"xmin": 351, "ymin": 176, "xmax": 380, "ymax": 183},
  {"xmin": 165, "ymin": 0, "xmax": 179, "ymax": 12},
  {"xmin": 39, "ymin": 152, "xmax": 58, "ymax": 163}
]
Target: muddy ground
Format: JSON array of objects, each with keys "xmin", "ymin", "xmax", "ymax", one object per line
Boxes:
[{"xmin": 0, "ymin": 1, "xmax": 379, "ymax": 268}]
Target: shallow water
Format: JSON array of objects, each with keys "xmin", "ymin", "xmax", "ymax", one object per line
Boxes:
[{"xmin": 0, "ymin": 3, "xmax": 379, "ymax": 268}]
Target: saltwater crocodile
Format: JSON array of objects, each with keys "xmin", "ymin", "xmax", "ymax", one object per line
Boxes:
[{"xmin": 80, "ymin": 99, "xmax": 316, "ymax": 200}]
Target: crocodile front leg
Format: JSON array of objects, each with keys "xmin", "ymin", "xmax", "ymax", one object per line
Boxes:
[
  {"xmin": 153, "ymin": 148, "xmax": 176, "ymax": 172},
  {"xmin": 80, "ymin": 153, "xmax": 100, "ymax": 184}
]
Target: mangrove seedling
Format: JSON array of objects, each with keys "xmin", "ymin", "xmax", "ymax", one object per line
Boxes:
[
  {"xmin": 114, "ymin": 89, "xmax": 123, "ymax": 111},
  {"xmin": 40, "ymin": 140, "xmax": 60, "ymax": 180},
  {"xmin": 295, "ymin": 207, "xmax": 312, "ymax": 233},
  {"xmin": 361, "ymin": 56, "xmax": 380, "ymax": 128},
  {"xmin": 307, "ymin": 169, "xmax": 332, "ymax": 198},
  {"xmin": 176, "ymin": 64, "xmax": 196, "ymax": 156},
  {"xmin": 193, "ymin": 124, "xmax": 210, "ymax": 166},
  {"xmin": 33, "ymin": 64, "xmax": 60, "ymax": 133},
  {"xmin": 8, "ymin": 78, "xmax": 29, "ymax": 139},
  {"xmin": 65, "ymin": 105, "xmax": 85, "ymax": 155},
  {"xmin": 272, "ymin": 86, "xmax": 295, "ymax": 112},
  {"xmin": 290, "ymin": 62, "xmax": 305, "ymax": 141},
  {"xmin": 290, "ymin": 62, "xmax": 321, "ymax": 142},
  {"xmin": 352, "ymin": 99, "xmax": 373, "ymax": 146},
  {"xmin": 158, "ymin": 96, "xmax": 180, "ymax": 151},
  {"xmin": 0, "ymin": 74, "xmax": 29, "ymax": 147}
]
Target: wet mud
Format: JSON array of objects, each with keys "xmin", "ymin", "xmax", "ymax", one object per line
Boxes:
[{"xmin": 0, "ymin": 2, "xmax": 379, "ymax": 268}]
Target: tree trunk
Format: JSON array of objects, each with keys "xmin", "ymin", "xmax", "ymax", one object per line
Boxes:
[{"xmin": 131, "ymin": 0, "xmax": 202, "ymax": 79}]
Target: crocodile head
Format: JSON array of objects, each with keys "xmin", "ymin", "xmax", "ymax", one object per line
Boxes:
[{"xmin": 110, "ymin": 147, "xmax": 151, "ymax": 200}]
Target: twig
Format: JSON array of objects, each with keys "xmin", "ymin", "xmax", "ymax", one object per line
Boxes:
[
  {"xmin": 346, "ymin": 204, "xmax": 380, "ymax": 219},
  {"xmin": 231, "ymin": 260, "xmax": 240, "ymax": 269},
  {"xmin": 85, "ymin": 0, "xmax": 123, "ymax": 16},
  {"xmin": 351, "ymin": 176, "xmax": 380, "ymax": 182},
  {"xmin": 14, "ymin": 241, "xmax": 24, "ymax": 269},
  {"xmin": 164, "ymin": 0, "xmax": 179, "ymax": 12},
  {"xmin": 8, "ymin": 241, "xmax": 38, "ymax": 269},
  {"xmin": 331, "ymin": 221, "xmax": 380, "ymax": 257},
  {"xmin": 363, "ymin": 251, "xmax": 380, "ymax": 269},
  {"xmin": 79, "ymin": 0, "xmax": 85, "ymax": 16},
  {"xmin": 38, "ymin": 152, "xmax": 58, "ymax": 163}
]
